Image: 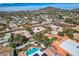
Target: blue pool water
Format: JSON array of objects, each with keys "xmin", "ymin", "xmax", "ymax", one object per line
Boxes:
[{"xmin": 26, "ymin": 48, "xmax": 41, "ymax": 55}]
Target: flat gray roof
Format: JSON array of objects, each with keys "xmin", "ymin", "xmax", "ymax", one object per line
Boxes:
[{"xmin": 60, "ymin": 40, "xmax": 79, "ymax": 56}]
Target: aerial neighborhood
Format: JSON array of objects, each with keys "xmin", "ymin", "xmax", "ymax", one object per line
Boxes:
[{"xmin": 0, "ymin": 4, "xmax": 79, "ymax": 56}]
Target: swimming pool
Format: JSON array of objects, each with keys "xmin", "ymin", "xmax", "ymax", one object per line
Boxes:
[{"xmin": 26, "ymin": 47, "xmax": 41, "ymax": 55}]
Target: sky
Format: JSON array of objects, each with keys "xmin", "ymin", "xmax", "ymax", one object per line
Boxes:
[{"xmin": 0, "ymin": 3, "xmax": 79, "ymax": 11}]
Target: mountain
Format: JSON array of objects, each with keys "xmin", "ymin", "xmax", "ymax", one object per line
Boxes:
[
  {"xmin": 0, "ymin": 6, "xmax": 66, "ymax": 13},
  {"xmin": 27, "ymin": 6, "xmax": 64, "ymax": 13}
]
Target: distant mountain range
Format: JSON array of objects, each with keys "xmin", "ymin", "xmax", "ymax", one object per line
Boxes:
[
  {"xmin": 0, "ymin": 6, "xmax": 79, "ymax": 13},
  {"xmin": 23, "ymin": 7, "xmax": 79, "ymax": 13}
]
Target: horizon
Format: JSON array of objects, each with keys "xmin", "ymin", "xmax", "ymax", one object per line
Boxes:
[{"xmin": 0, "ymin": 3, "xmax": 79, "ymax": 12}]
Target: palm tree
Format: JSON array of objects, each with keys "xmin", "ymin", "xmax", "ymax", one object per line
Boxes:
[
  {"xmin": 9, "ymin": 33, "xmax": 14, "ymax": 42},
  {"xmin": 14, "ymin": 34, "xmax": 23, "ymax": 43},
  {"xmin": 9, "ymin": 33, "xmax": 16, "ymax": 49},
  {"xmin": 33, "ymin": 32, "xmax": 43, "ymax": 43}
]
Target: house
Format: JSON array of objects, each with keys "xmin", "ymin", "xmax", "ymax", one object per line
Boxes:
[
  {"xmin": 0, "ymin": 46, "xmax": 14, "ymax": 56},
  {"xmin": 12, "ymin": 30, "xmax": 32, "ymax": 39},
  {"xmin": 45, "ymin": 33, "xmax": 62, "ymax": 40},
  {"xmin": 45, "ymin": 33, "xmax": 53, "ymax": 39},
  {"xmin": 45, "ymin": 33, "xmax": 70, "ymax": 41},
  {"xmin": 0, "ymin": 33, "xmax": 11, "ymax": 43},
  {"xmin": 2, "ymin": 42, "xmax": 10, "ymax": 47},
  {"xmin": 45, "ymin": 18, "xmax": 53, "ymax": 22},
  {"xmin": 24, "ymin": 16, "xmax": 28, "ymax": 19},
  {"xmin": 44, "ymin": 47, "xmax": 62, "ymax": 56},
  {"xmin": 73, "ymin": 26, "xmax": 79, "ymax": 32},
  {"xmin": 51, "ymin": 42, "xmax": 68, "ymax": 56},
  {"xmin": 44, "ymin": 48, "xmax": 55, "ymax": 56},
  {"xmin": 49, "ymin": 24, "xmax": 63, "ymax": 34},
  {"xmin": 32, "ymin": 21, "xmax": 38, "ymax": 24},
  {"xmin": 18, "ymin": 51, "xmax": 26, "ymax": 56},
  {"xmin": 16, "ymin": 44, "xmax": 26, "ymax": 50},
  {"xmin": 32, "ymin": 26, "xmax": 45, "ymax": 33},
  {"xmin": 60, "ymin": 39, "xmax": 79, "ymax": 56},
  {"xmin": 9, "ymin": 22, "xmax": 17, "ymax": 29},
  {"xmin": 51, "ymin": 39, "xmax": 79, "ymax": 56},
  {"xmin": 21, "ymin": 30, "xmax": 33, "ymax": 38},
  {"xmin": 73, "ymin": 33, "xmax": 79, "ymax": 41}
]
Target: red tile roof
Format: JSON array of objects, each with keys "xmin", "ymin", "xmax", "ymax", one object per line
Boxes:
[
  {"xmin": 51, "ymin": 42, "xmax": 68, "ymax": 56},
  {"xmin": 44, "ymin": 49, "xmax": 54, "ymax": 56},
  {"xmin": 45, "ymin": 33, "xmax": 62, "ymax": 40}
]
